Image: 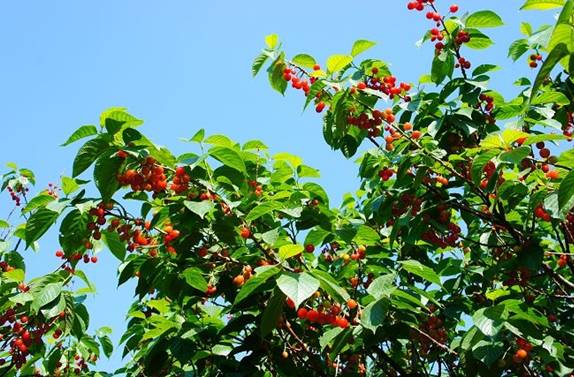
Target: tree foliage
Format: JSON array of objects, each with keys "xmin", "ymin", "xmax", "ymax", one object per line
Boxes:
[{"xmin": 1, "ymin": 1, "xmax": 574, "ymax": 376}]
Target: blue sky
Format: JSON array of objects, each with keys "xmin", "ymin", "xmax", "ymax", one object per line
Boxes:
[{"xmin": 0, "ymin": 0, "xmax": 557, "ymax": 372}]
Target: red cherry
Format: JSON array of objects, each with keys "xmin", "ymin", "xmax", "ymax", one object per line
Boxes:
[
  {"xmin": 305, "ymin": 244, "xmax": 315, "ymax": 253},
  {"xmin": 55, "ymin": 250, "xmax": 64, "ymax": 258},
  {"xmin": 90, "ymin": 256, "xmax": 98, "ymax": 263},
  {"xmin": 240, "ymin": 227, "xmax": 252, "ymax": 239},
  {"xmin": 297, "ymin": 308, "xmax": 308, "ymax": 319},
  {"xmin": 313, "ymin": 64, "xmax": 321, "ymax": 71},
  {"xmin": 315, "ymin": 102, "xmax": 326, "ymax": 113},
  {"xmin": 175, "ymin": 166, "xmax": 186, "ymax": 176},
  {"xmin": 449, "ymin": 4, "xmax": 459, "ymax": 12}
]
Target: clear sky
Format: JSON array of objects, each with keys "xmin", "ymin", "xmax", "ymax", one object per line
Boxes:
[{"xmin": 0, "ymin": 0, "xmax": 557, "ymax": 372}]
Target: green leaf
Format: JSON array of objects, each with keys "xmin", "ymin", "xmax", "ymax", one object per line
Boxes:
[
  {"xmin": 22, "ymin": 194, "xmax": 55, "ymax": 214},
  {"xmin": 61, "ymin": 125, "xmax": 98, "ymax": 146},
  {"xmin": 73, "ymin": 136, "xmax": 110, "ymax": 177},
  {"xmin": 558, "ymin": 169, "xmax": 574, "ymax": 214},
  {"xmin": 367, "ymin": 273, "xmax": 396, "ymax": 299},
  {"xmin": 326, "ymin": 54, "xmax": 353, "ymax": 74},
  {"xmin": 472, "ymin": 64, "xmax": 500, "ymax": 76},
  {"xmin": 292, "ymin": 54, "xmax": 316, "ymax": 69},
  {"xmin": 4, "ymin": 269, "xmax": 25, "ymax": 283},
  {"xmin": 319, "ymin": 327, "xmax": 344, "ymax": 351},
  {"xmin": 399, "ymin": 260, "xmax": 441, "ymax": 286},
  {"xmin": 182, "ymin": 268, "xmax": 208, "ymax": 292},
  {"xmin": 361, "ymin": 299, "xmax": 388, "ymax": 333},
  {"xmin": 278, "ymin": 244, "xmax": 304, "ymax": 260},
  {"xmin": 351, "ymin": 40, "xmax": 376, "ymax": 57},
  {"xmin": 465, "ymin": 30, "xmax": 494, "ymax": 50},
  {"xmin": 190, "ymin": 129, "xmax": 205, "ymax": 143},
  {"xmin": 431, "ymin": 52, "xmax": 454, "ymax": 85},
  {"xmin": 276, "ymin": 272, "xmax": 320, "ymax": 308},
  {"xmin": 260, "ymin": 288, "xmax": 285, "ymax": 337},
  {"xmin": 521, "ymin": 0, "xmax": 566, "ymax": 10},
  {"xmin": 311, "ymin": 270, "xmax": 350, "ymax": 303},
  {"xmin": 532, "ymin": 91, "xmax": 570, "ymax": 105},
  {"xmin": 103, "ymin": 231, "xmax": 126, "ymax": 261},
  {"xmin": 520, "ymin": 22, "xmax": 533, "ymax": 36},
  {"xmin": 25, "ymin": 208, "xmax": 59, "ymax": 246},
  {"xmin": 98, "ymin": 334, "xmax": 114, "ymax": 358},
  {"xmin": 472, "ymin": 305, "xmax": 506, "ymax": 336},
  {"xmin": 209, "ymin": 146, "xmax": 246, "ymax": 174},
  {"xmin": 268, "ymin": 54, "xmax": 288, "ymax": 95},
  {"xmin": 234, "ymin": 266, "xmax": 282, "ymax": 306},
  {"xmin": 246, "ymin": 201, "xmax": 284, "ymax": 222},
  {"xmin": 353, "ymin": 225, "xmax": 380, "ymax": 246},
  {"xmin": 473, "ymin": 340, "xmax": 505, "ymax": 367},
  {"xmin": 100, "ymin": 107, "xmax": 143, "ymax": 135},
  {"xmin": 204, "ymin": 134, "xmax": 235, "ymax": 147},
  {"xmin": 61, "ymin": 176, "xmax": 81, "ymax": 196},
  {"xmin": 94, "ymin": 153, "xmax": 123, "ymax": 201},
  {"xmin": 500, "ymin": 146, "xmax": 531, "ymax": 164},
  {"xmin": 31, "ymin": 283, "xmax": 62, "ymax": 313},
  {"xmin": 184, "ymin": 200, "xmax": 215, "ymax": 219},
  {"xmin": 252, "ymin": 53, "xmax": 269, "ymax": 77},
  {"xmin": 466, "ymin": 10, "xmax": 504, "ymax": 28},
  {"xmin": 508, "ymin": 39, "xmax": 530, "ymax": 61},
  {"xmin": 264, "ymin": 34, "xmax": 279, "ymax": 49}
]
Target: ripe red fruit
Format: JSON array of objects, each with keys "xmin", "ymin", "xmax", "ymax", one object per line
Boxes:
[
  {"xmin": 357, "ymin": 82, "xmax": 367, "ymax": 90},
  {"xmin": 20, "ymin": 315, "xmax": 28, "ymax": 324},
  {"xmin": 55, "ymin": 250, "xmax": 64, "ymax": 258},
  {"xmin": 529, "ymin": 61, "xmax": 538, "ymax": 68},
  {"xmin": 117, "ymin": 150, "xmax": 128, "ymax": 159},
  {"xmin": 346, "ymin": 299, "xmax": 358, "ymax": 309},
  {"xmin": 315, "ymin": 101, "xmax": 326, "ymax": 113},
  {"xmin": 546, "ymin": 170, "xmax": 559, "ymax": 180},
  {"xmin": 297, "ymin": 307, "xmax": 308, "ymax": 319},
  {"xmin": 539, "ymin": 148, "xmax": 551, "ymax": 158},
  {"xmin": 313, "ymin": 64, "xmax": 321, "ymax": 71},
  {"xmin": 240, "ymin": 227, "xmax": 252, "ymax": 239},
  {"xmin": 305, "ymin": 244, "xmax": 315, "ymax": 253},
  {"xmin": 335, "ymin": 317, "xmax": 349, "ymax": 328},
  {"xmin": 232, "ymin": 275, "xmax": 245, "ymax": 287},
  {"xmin": 449, "ymin": 4, "xmax": 459, "ymax": 12},
  {"xmin": 514, "ymin": 349, "xmax": 528, "ymax": 361},
  {"xmin": 412, "ymin": 130, "xmax": 422, "ymax": 139},
  {"xmin": 306, "ymin": 309, "xmax": 320, "ymax": 322},
  {"xmin": 90, "ymin": 256, "xmax": 98, "ymax": 263},
  {"xmin": 175, "ymin": 166, "xmax": 186, "ymax": 176}
]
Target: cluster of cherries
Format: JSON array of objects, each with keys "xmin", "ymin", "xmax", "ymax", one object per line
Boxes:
[
  {"xmin": 7, "ymin": 184, "xmax": 26, "ymax": 207},
  {"xmin": 528, "ymin": 53, "xmax": 543, "ymax": 68},
  {"xmin": 296, "ymin": 303, "xmax": 350, "ymax": 329},
  {"xmin": 534, "ymin": 204, "xmax": 552, "ymax": 222},
  {"xmin": 117, "ymin": 156, "xmax": 168, "ymax": 193},
  {"xmin": 421, "ymin": 205, "xmax": 461, "ymax": 248},
  {"xmin": 563, "ymin": 112, "xmax": 573, "ymax": 140},
  {"xmin": 356, "ymin": 72, "xmax": 411, "ymax": 101},
  {"xmin": 0, "ymin": 308, "xmax": 66, "ymax": 370},
  {"xmin": 389, "ymin": 193, "xmax": 424, "ymax": 221},
  {"xmin": 171, "ymin": 166, "xmax": 190, "ymax": 194},
  {"xmin": 513, "ymin": 338, "xmax": 532, "ymax": 363},
  {"xmin": 46, "ymin": 183, "xmax": 59, "ymax": 199},
  {"xmin": 556, "ymin": 253, "xmax": 569, "ymax": 268},
  {"xmin": 248, "ymin": 180, "xmax": 264, "ymax": 197},
  {"xmin": 232, "ymin": 265, "xmax": 252, "ymax": 287},
  {"xmin": 503, "ymin": 267, "xmax": 531, "ymax": 288},
  {"xmin": 415, "ymin": 313, "xmax": 448, "ymax": 356}
]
